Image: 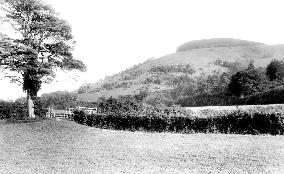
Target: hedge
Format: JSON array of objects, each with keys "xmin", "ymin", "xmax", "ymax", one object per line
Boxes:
[
  {"xmin": 0, "ymin": 99, "xmax": 47, "ymax": 120},
  {"xmin": 73, "ymin": 106, "xmax": 284, "ymax": 135},
  {"xmin": 0, "ymin": 101, "xmax": 27, "ymax": 120}
]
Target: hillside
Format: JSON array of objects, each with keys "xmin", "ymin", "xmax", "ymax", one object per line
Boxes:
[
  {"xmin": 78, "ymin": 38, "xmax": 284, "ymax": 102},
  {"xmin": 0, "ymin": 119, "xmax": 283, "ymax": 173},
  {"xmin": 176, "ymin": 38, "xmax": 265, "ymax": 52}
]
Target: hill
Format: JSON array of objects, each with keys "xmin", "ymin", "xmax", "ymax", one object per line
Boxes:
[
  {"xmin": 176, "ymin": 38, "xmax": 265, "ymax": 52},
  {"xmin": 0, "ymin": 119, "xmax": 283, "ymax": 173},
  {"xmin": 78, "ymin": 38, "xmax": 284, "ymax": 102}
]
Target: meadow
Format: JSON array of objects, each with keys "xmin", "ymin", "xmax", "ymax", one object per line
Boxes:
[
  {"xmin": 0, "ymin": 119, "xmax": 283, "ymax": 173},
  {"xmin": 1, "ymin": 100, "xmax": 284, "ymax": 173}
]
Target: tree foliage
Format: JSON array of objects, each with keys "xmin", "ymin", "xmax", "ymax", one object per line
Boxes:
[
  {"xmin": 266, "ymin": 59, "xmax": 284, "ymax": 81},
  {"xmin": 0, "ymin": 0, "xmax": 86, "ymax": 98},
  {"xmin": 150, "ymin": 64, "xmax": 195, "ymax": 74},
  {"xmin": 40, "ymin": 91, "xmax": 78, "ymax": 110},
  {"xmin": 78, "ymin": 84, "xmax": 91, "ymax": 94},
  {"xmin": 228, "ymin": 64, "xmax": 267, "ymax": 97},
  {"xmin": 214, "ymin": 60, "xmax": 244, "ymax": 73},
  {"xmin": 97, "ymin": 96, "xmax": 142, "ymax": 114}
]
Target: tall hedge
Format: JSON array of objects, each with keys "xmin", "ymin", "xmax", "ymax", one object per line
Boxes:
[
  {"xmin": 0, "ymin": 101, "xmax": 27, "ymax": 120},
  {"xmin": 73, "ymin": 105, "xmax": 284, "ymax": 135},
  {"xmin": 0, "ymin": 98, "xmax": 47, "ymax": 120}
]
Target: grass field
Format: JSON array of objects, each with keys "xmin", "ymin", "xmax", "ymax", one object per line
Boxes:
[
  {"xmin": 185, "ymin": 104, "xmax": 284, "ymax": 112},
  {"xmin": 0, "ymin": 119, "xmax": 284, "ymax": 173}
]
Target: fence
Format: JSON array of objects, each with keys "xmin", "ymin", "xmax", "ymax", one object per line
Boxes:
[{"xmin": 46, "ymin": 109, "xmax": 74, "ymax": 120}]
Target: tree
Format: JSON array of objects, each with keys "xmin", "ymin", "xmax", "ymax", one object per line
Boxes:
[
  {"xmin": 40, "ymin": 91, "xmax": 78, "ymax": 110},
  {"xmin": 247, "ymin": 60, "xmax": 255, "ymax": 71},
  {"xmin": 228, "ymin": 64, "xmax": 267, "ymax": 97},
  {"xmin": 0, "ymin": 0, "xmax": 86, "ymax": 118},
  {"xmin": 78, "ymin": 84, "xmax": 91, "ymax": 94},
  {"xmin": 144, "ymin": 91, "xmax": 174, "ymax": 107},
  {"xmin": 196, "ymin": 74, "xmax": 220, "ymax": 95},
  {"xmin": 266, "ymin": 59, "xmax": 284, "ymax": 81},
  {"xmin": 134, "ymin": 90, "xmax": 148, "ymax": 102},
  {"xmin": 216, "ymin": 72, "xmax": 231, "ymax": 93}
]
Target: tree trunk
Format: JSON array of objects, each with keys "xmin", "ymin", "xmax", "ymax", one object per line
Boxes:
[{"xmin": 27, "ymin": 92, "xmax": 35, "ymax": 119}]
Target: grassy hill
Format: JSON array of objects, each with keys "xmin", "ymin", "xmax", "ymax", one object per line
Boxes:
[
  {"xmin": 176, "ymin": 38, "xmax": 265, "ymax": 52},
  {"xmin": 78, "ymin": 38, "xmax": 284, "ymax": 102},
  {"xmin": 0, "ymin": 119, "xmax": 283, "ymax": 173}
]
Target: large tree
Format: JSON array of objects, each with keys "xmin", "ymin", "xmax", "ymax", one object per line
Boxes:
[
  {"xmin": 0, "ymin": 0, "xmax": 86, "ymax": 118},
  {"xmin": 228, "ymin": 64, "xmax": 267, "ymax": 97},
  {"xmin": 266, "ymin": 59, "xmax": 284, "ymax": 81}
]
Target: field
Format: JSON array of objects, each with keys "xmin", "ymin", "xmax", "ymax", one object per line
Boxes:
[
  {"xmin": 185, "ymin": 104, "xmax": 284, "ymax": 111},
  {"xmin": 0, "ymin": 119, "xmax": 284, "ymax": 173},
  {"xmin": 185, "ymin": 104, "xmax": 284, "ymax": 117}
]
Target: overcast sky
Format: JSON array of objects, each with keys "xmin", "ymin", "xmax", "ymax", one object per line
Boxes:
[{"xmin": 1, "ymin": 0, "xmax": 284, "ymax": 100}]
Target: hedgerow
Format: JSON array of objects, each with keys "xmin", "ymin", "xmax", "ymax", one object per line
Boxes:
[
  {"xmin": 73, "ymin": 104, "xmax": 284, "ymax": 135},
  {"xmin": 0, "ymin": 98, "xmax": 47, "ymax": 120},
  {"xmin": 0, "ymin": 101, "xmax": 27, "ymax": 120}
]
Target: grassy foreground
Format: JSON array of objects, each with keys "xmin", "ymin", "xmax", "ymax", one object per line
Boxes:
[{"xmin": 0, "ymin": 119, "xmax": 284, "ymax": 173}]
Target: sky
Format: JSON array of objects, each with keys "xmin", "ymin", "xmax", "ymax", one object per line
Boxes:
[{"xmin": 1, "ymin": 0, "xmax": 284, "ymax": 100}]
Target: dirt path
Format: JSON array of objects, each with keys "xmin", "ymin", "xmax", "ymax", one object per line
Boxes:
[{"xmin": 0, "ymin": 119, "xmax": 284, "ymax": 173}]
